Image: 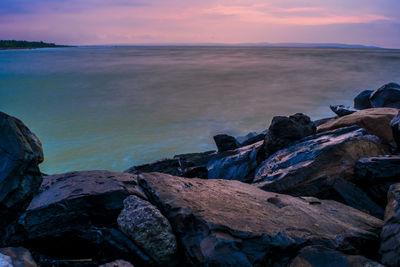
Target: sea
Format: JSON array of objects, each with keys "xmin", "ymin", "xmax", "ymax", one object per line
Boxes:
[{"xmin": 1, "ymin": 46, "xmax": 400, "ymax": 174}]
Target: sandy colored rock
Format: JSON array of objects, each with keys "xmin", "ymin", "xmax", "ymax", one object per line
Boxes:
[{"xmin": 317, "ymin": 108, "xmax": 398, "ymax": 142}]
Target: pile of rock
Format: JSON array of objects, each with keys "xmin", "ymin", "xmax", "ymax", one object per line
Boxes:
[{"xmin": 1, "ymin": 82, "xmax": 400, "ymax": 266}]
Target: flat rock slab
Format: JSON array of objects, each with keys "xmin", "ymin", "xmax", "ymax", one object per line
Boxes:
[
  {"xmin": 317, "ymin": 108, "xmax": 398, "ymax": 143},
  {"xmin": 138, "ymin": 173, "xmax": 383, "ymax": 266}
]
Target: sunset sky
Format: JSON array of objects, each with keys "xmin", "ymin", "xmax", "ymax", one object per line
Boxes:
[{"xmin": 1, "ymin": 0, "xmax": 399, "ymax": 48}]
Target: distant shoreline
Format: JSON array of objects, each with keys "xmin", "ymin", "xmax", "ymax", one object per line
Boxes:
[{"xmin": 0, "ymin": 40, "xmax": 71, "ymax": 50}]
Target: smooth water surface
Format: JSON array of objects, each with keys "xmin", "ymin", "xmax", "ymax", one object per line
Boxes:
[{"xmin": 1, "ymin": 46, "xmax": 400, "ymax": 173}]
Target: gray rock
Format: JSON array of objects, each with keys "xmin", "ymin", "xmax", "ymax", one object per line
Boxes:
[
  {"xmin": 330, "ymin": 105, "xmax": 358, "ymax": 117},
  {"xmin": 213, "ymin": 134, "xmax": 240, "ymax": 152},
  {"xmin": 380, "ymin": 183, "xmax": 400, "ymax": 267},
  {"xmin": 0, "ymin": 247, "xmax": 37, "ymax": 267},
  {"xmin": 354, "ymin": 90, "xmax": 373, "ymax": 109},
  {"xmin": 138, "ymin": 173, "xmax": 383, "ymax": 266},
  {"xmin": 117, "ymin": 195, "xmax": 178, "ymax": 266},
  {"xmin": 99, "ymin": 260, "xmax": 134, "ymax": 267},
  {"xmin": 390, "ymin": 110, "xmax": 400, "ymax": 149},
  {"xmin": 0, "ymin": 112, "xmax": 43, "ymax": 229},
  {"xmin": 370, "ymin": 82, "xmax": 400, "ymax": 108},
  {"xmin": 207, "ymin": 141, "xmax": 263, "ymax": 182}
]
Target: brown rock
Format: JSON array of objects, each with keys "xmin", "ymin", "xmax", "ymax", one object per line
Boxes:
[{"xmin": 317, "ymin": 108, "xmax": 398, "ymax": 143}]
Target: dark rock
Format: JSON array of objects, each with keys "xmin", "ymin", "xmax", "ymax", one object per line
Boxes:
[
  {"xmin": 7, "ymin": 170, "xmax": 152, "ymax": 265},
  {"xmin": 0, "ymin": 112, "xmax": 44, "ymax": 229},
  {"xmin": 213, "ymin": 134, "xmax": 240, "ymax": 152},
  {"xmin": 313, "ymin": 117, "xmax": 336, "ymax": 127},
  {"xmin": 125, "ymin": 158, "xmax": 186, "ymax": 176},
  {"xmin": 240, "ymin": 132, "xmax": 266, "ymax": 147},
  {"xmin": 355, "ymin": 156, "xmax": 400, "ymax": 206},
  {"xmin": 390, "ymin": 110, "xmax": 400, "ymax": 148},
  {"xmin": 99, "ymin": 260, "xmax": 135, "ymax": 267},
  {"xmin": 354, "ymin": 90, "xmax": 373, "ymax": 109},
  {"xmin": 181, "ymin": 166, "xmax": 208, "ymax": 179},
  {"xmin": 370, "ymin": 82, "xmax": 400, "ymax": 108},
  {"xmin": 318, "ymin": 108, "xmax": 398, "ymax": 143},
  {"xmin": 264, "ymin": 113, "xmax": 316, "ymax": 156},
  {"xmin": 329, "ymin": 105, "xmax": 358, "ymax": 117},
  {"xmin": 207, "ymin": 141, "xmax": 264, "ymax": 182},
  {"xmin": 0, "ymin": 247, "xmax": 37, "ymax": 267},
  {"xmin": 138, "ymin": 173, "xmax": 383, "ymax": 266},
  {"xmin": 236, "ymin": 132, "xmax": 258, "ymax": 143},
  {"xmin": 117, "ymin": 195, "xmax": 178, "ymax": 266},
  {"xmin": 254, "ymin": 126, "xmax": 389, "ymax": 195},
  {"xmin": 173, "ymin": 151, "xmax": 216, "ymax": 167},
  {"xmin": 289, "ymin": 245, "xmax": 383, "ymax": 267},
  {"xmin": 380, "ymin": 183, "xmax": 400, "ymax": 267}
]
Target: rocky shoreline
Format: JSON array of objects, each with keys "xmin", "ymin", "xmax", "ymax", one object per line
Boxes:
[{"xmin": 1, "ymin": 82, "xmax": 400, "ymax": 266}]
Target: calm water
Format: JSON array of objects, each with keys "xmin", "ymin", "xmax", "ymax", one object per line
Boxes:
[{"xmin": 1, "ymin": 46, "xmax": 400, "ymax": 174}]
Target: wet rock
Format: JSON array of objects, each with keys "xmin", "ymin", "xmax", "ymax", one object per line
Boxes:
[
  {"xmin": 370, "ymin": 82, "xmax": 400, "ymax": 108},
  {"xmin": 99, "ymin": 260, "xmax": 134, "ymax": 267},
  {"xmin": 0, "ymin": 112, "xmax": 44, "ymax": 229},
  {"xmin": 329, "ymin": 105, "xmax": 358, "ymax": 117},
  {"xmin": 138, "ymin": 173, "xmax": 383, "ymax": 266},
  {"xmin": 355, "ymin": 156, "xmax": 400, "ymax": 206},
  {"xmin": 117, "ymin": 195, "xmax": 178, "ymax": 266},
  {"xmin": 380, "ymin": 183, "xmax": 400, "ymax": 267},
  {"xmin": 213, "ymin": 134, "xmax": 240, "ymax": 152},
  {"xmin": 317, "ymin": 108, "xmax": 398, "ymax": 143},
  {"xmin": 0, "ymin": 247, "xmax": 37, "ymax": 267},
  {"xmin": 289, "ymin": 245, "xmax": 383, "ymax": 267},
  {"xmin": 264, "ymin": 113, "xmax": 316, "ymax": 156},
  {"xmin": 354, "ymin": 90, "xmax": 373, "ymax": 110},
  {"xmin": 254, "ymin": 126, "xmax": 389, "ymax": 195},
  {"xmin": 207, "ymin": 141, "xmax": 263, "ymax": 182},
  {"xmin": 390, "ymin": 110, "xmax": 400, "ymax": 148}
]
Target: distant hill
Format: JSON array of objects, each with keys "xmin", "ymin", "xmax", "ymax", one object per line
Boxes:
[{"xmin": 0, "ymin": 40, "xmax": 69, "ymax": 50}]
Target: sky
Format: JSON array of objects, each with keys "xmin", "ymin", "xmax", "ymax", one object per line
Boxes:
[{"xmin": 1, "ymin": 0, "xmax": 400, "ymax": 48}]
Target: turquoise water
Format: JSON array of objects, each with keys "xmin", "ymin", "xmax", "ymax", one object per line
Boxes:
[{"xmin": 1, "ymin": 46, "xmax": 400, "ymax": 174}]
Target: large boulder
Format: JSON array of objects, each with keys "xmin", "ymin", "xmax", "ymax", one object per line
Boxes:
[
  {"xmin": 138, "ymin": 173, "xmax": 383, "ymax": 266},
  {"xmin": 289, "ymin": 246, "xmax": 383, "ymax": 267},
  {"xmin": 329, "ymin": 105, "xmax": 358, "ymax": 117},
  {"xmin": 390, "ymin": 110, "xmax": 400, "ymax": 148},
  {"xmin": 354, "ymin": 90, "xmax": 373, "ymax": 110},
  {"xmin": 355, "ymin": 156, "xmax": 400, "ymax": 206},
  {"xmin": 264, "ymin": 113, "xmax": 316, "ymax": 156},
  {"xmin": 207, "ymin": 141, "xmax": 264, "ymax": 182},
  {"xmin": 117, "ymin": 195, "xmax": 178, "ymax": 266},
  {"xmin": 0, "ymin": 112, "xmax": 44, "ymax": 229},
  {"xmin": 254, "ymin": 126, "xmax": 389, "ymax": 202},
  {"xmin": 213, "ymin": 134, "xmax": 240, "ymax": 152},
  {"xmin": 0, "ymin": 247, "xmax": 37, "ymax": 267},
  {"xmin": 370, "ymin": 82, "xmax": 400, "ymax": 108},
  {"xmin": 8, "ymin": 170, "xmax": 153, "ymax": 266},
  {"xmin": 317, "ymin": 108, "xmax": 398, "ymax": 143},
  {"xmin": 380, "ymin": 183, "xmax": 400, "ymax": 267}
]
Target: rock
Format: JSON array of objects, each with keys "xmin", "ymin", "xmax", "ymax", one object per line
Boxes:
[
  {"xmin": 207, "ymin": 141, "xmax": 264, "ymax": 182},
  {"xmin": 240, "ymin": 133, "xmax": 266, "ymax": 147},
  {"xmin": 117, "ymin": 195, "xmax": 178, "ymax": 266},
  {"xmin": 390, "ymin": 110, "xmax": 400, "ymax": 148},
  {"xmin": 138, "ymin": 173, "xmax": 383, "ymax": 266},
  {"xmin": 9, "ymin": 170, "xmax": 152, "ymax": 265},
  {"xmin": 236, "ymin": 132, "xmax": 258, "ymax": 143},
  {"xmin": 254, "ymin": 126, "xmax": 389, "ymax": 195},
  {"xmin": 355, "ymin": 156, "xmax": 400, "ymax": 206},
  {"xmin": 99, "ymin": 260, "xmax": 134, "ymax": 267},
  {"xmin": 313, "ymin": 117, "xmax": 336, "ymax": 127},
  {"xmin": 173, "ymin": 151, "xmax": 216, "ymax": 167},
  {"xmin": 289, "ymin": 245, "xmax": 383, "ymax": 267},
  {"xmin": 354, "ymin": 90, "xmax": 373, "ymax": 110},
  {"xmin": 370, "ymin": 82, "xmax": 400, "ymax": 108},
  {"xmin": 0, "ymin": 247, "xmax": 37, "ymax": 267},
  {"xmin": 329, "ymin": 105, "xmax": 358, "ymax": 117},
  {"xmin": 317, "ymin": 108, "xmax": 398, "ymax": 143},
  {"xmin": 380, "ymin": 183, "xmax": 400, "ymax": 267},
  {"xmin": 264, "ymin": 113, "xmax": 316, "ymax": 156},
  {"xmin": 0, "ymin": 112, "xmax": 44, "ymax": 229},
  {"xmin": 125, "ymin": 158, "xmax": 186, "ymax": 176},
  {"xmin": 213, "ymin": 134, "xmax": 240, "ymax": 152}
]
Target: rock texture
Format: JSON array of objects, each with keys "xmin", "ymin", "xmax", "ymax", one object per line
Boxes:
[
  {"xmin": 117, "ymin": 195, "xmax": 178, "ymax": 266},
  {"xmin": 264, "ymin": 113, "xmax": 316, "ymax": 156},
  {"xmin": 138, "ymin": 173, "xmax": 383, "ymax": 266},
  {"xmin": 207, "ymin": 141, "xmax": 263, "ymax": 182},
  {"xmin": 0, "ymin": 247, "xmax": 37, "ymax": 267},
  {"xmin": 370, "ymin": 82, "xmax": 400, "ymax": 108},
  {"xmin": 213, "ymin": 134, "xmax": 240, "ymax": 152},
  {"xmin": 355, "ymin": 156, "xmax": 400, "ymax": 206},
  {"xmin": 317, "ymin": 108, "xmax": 398, "ymax": 143},
  {"xmin": 254, "ymin": 126, "xmax": 389, "ymax": 197},
  {"xmin": 289, "ymin": 246, "xmax": 383, "ymax": 267},
  {"xmin": 99, "ymin": 260, "xmax": 135, "ymax": 267},
  {"xmin": 330, "ymin": 105, "xmax": 358, "ymax": 117},
  {"xmin": 0, "ymin": 112, "xmax": 44, "ymax": 229},
  {"xmin": 354, "ymin": 90, "xmax": 373, "ymax": 110},
  {"xmin": 390, "ymin": 111, "xmax": 400, "ymax": 148},
  {"xmin": 380, "ymin": 183, "xmax": 400, "ymax": 267}
]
